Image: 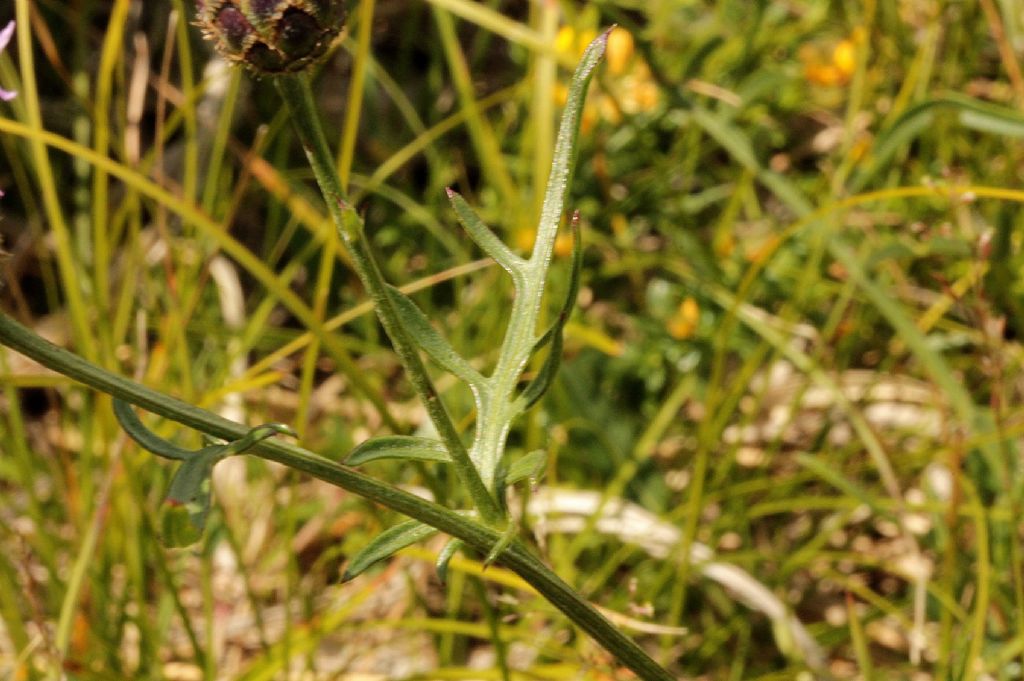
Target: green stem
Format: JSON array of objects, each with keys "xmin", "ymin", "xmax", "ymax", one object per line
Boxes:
[
  {"xmin": 0, "ymin": 312, "xmax": 673, "ymax": 681},
  {"xmin": 273, "ymin": 73, "xmax": 501, "ymax": 524}
]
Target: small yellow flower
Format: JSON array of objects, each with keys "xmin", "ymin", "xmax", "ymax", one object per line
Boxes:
[
  {"xmin": 514, "ymin": 227, "xmax": 536, "ymax": 253},
  {"xmin": 667, "ymin": 297, "xmax": 700, "ymax": 340},
  {"xmin": 805, "ymin": 63, "xmax": 843, "ymax": 87},
  {"xmin": 801, "ymin": 33, "xmax": 859, "ymax": 87},
  {"xmin": 553, "ymin": 23, "xmax": 659, "ymax": 128},
  {"xmin": 605, "ymin": 27, "xmax": 635, "ymax": 75},
  {"xmin": 555, "ymin": 25, "xmax": 576, "ymax": 56},
  {"xmin": 554, "ymin": 231, "xmax": 575, "ymax": 258},
  {"xmin": 832, "ymin": 39, "xmax": 856, "ymax": 78}
]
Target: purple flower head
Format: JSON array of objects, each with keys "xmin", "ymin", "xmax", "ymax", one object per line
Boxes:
[{"xmin": 0, "ymin": 20, "xmax": 16, "ymax": 102}]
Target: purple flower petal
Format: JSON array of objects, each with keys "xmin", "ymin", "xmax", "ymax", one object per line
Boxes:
[
  {"xmin": 0, "ymin": 20, "xmax": 15, "ymax": 101},
  {"xmin": 0, "ymin": 21, "xmax": 13, "ymax": 53}
]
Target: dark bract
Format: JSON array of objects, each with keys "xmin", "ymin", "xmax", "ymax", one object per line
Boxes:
[{"xmin": 195, "ymin": 0, "xmax": 347, "ymax": 74}]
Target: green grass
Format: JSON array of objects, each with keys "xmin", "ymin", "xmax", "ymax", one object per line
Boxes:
[{"xmin": 4, "ymin": 0, "xmax": 1024, "ymax": 678}]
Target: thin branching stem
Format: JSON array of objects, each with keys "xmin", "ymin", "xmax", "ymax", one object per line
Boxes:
[
  {"xmin": 273, "ymin": 73, "xmax": 501, "ymax": 524},
  {"xmin": 0, "ymin": 312, "xmax": 674, "ymax": 681},
  {"xmin": 468, "ymin": 31, "xmax": 609, "ymax": 488}
]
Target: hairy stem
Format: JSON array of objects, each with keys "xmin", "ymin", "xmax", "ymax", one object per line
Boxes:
[
  {"xmin": 0, "ymin": 312, "xmax": 673, "ymax": 681},
  {"xmin": 273, "ymin": 73, "xmax": 501, "ymax": 524}
]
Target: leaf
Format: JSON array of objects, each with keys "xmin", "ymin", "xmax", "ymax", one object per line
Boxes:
[
  {"xmin": 517, "ymin": 211, "xmax": 583, "ymax": 410},
  {"xmin": 532, "ymin": 30, "xmax": 608, "ymax": 266},
  {"xmin": 159, "ymin": 422, "xmax": 292, "ymax": 548},
  {"xmin": 116, "ymin": 399, "xmax": 295, "ymax": 461},
  {"xmin": 435, "ymin": 538, "xmax": 464, "ymax": 585},
  {"xmin": 114, "ymin": 399, "xmax": 193, "ymax": 461},
  {"xmin": 446, "ymin": 187, "xmax": 525, "ymax": 277},
  {"xmin": 492, "ymin": 451, "xmax": 546, "ymax": 521},
  {"xmin": 342, "ymin": 520, "xmax": 440, "ymax": 581},
  {"xmin": 159, "ymin": 450, "xmax": 219, "ymax": 548},
  {"xmin": 160, "ymin": 501, "xmax": 202, "ymax": 548},
  {"xmin": 219, "ymin": 422, "xmax": 297, "ymax": 455},
  {"xmin": 850, "ymin": 93, "xmax": 1024, "ymax": 192},
  {"xmin": 505, "ymin": 450, "xmax": 547, "ymax": 487},
  {"xmin": 691, "ymin": 106, "xmax": 812, "ymax": 217},
  {"xmin": 114, "ymin": 400, "xmax": 297, "ymax": 547},
  {"xmin": 345, "ymin": 435, "xmax": 450, "ymax": 466},
  {"xmin": 386, "ymin": 285, "xmax": 485, "ymax": 387},
  {"xmin": 484, "ymin": 520, "xmax": 518, "ymax": 567}
]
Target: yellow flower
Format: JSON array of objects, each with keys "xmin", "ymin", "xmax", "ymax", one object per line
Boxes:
[
  {"xmin": 555, "ymin": 25, "xmax": 576, "ymax": 56},
  {"xmin": 514, "ymin": 227, "xmax": 535, "ymax": 253},
  {"xmin": 667, "ymin": 297, "xmax": 700, "ymax": 340},
  {"xmin": 555, "ymin": 25, "xmax": 597, "ymax": 59},
  {"xmin": 553, "ymin": 24, "xmax": 659, "ymax": 128},
  {"xmin": 605, "ymin": 27, "xmax": 635, "ymax": 75},
  {"xmin": 554, "ymin": 231, "xmax": 575, "ymax": 258},
  {"xmin": 801, "ymin": 33, "xmax": 859, "ymax": 87},
  {"xmin": 832, "ymin": 39, "xmax": 856, "ymax": 78}
]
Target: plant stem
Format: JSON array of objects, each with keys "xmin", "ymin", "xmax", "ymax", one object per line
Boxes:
[
  {"xmin": 468, "ymin": 31, "xmax": 606, "ymax": 488},
  {"xmin": 272, "ymin": 73, "xmax": 501, "ymax": 524},
  {"xmin": 0, "ymin": 312, "xmax": 673, "ymax": 681}
]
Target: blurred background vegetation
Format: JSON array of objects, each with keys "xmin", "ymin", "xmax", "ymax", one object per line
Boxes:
[{"xmin": 3, "ymin": 0, "xmax": 1024, "ymax": 678}]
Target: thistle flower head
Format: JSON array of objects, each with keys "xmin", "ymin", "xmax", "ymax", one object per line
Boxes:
[{"xmin": 195, "ymin": 0, "xmax": 347, "ymax": 74}]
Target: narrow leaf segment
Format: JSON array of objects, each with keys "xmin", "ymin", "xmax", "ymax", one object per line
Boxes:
[
  {"xmin": 343, "ymin": 519, "xmax": 440, "ymax": 581},
  {"xmin": 114, "ymin": 399, "xmax": 295, "ymax": 546},
  {"xmin": 446, "ymin": 187, "xmax": 526, "ymax": 278},
  {"xmin": 346, "ymin": 435, "xmax": 450, "ymax": 466}
]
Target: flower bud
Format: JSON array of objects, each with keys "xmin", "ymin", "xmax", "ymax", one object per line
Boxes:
[{"xmin": 196, "ymin": 0, "xmax": 347, "ymax": 74}]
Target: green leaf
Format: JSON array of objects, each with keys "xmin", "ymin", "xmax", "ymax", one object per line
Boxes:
[
  {"xmin": 517, "ymin": 211, "xmax": 583, "ymax": 410},
  {"xmin": 116, "ymin": 399, "xmax": 295, "ymax": 461},
  {"xmin": 532, "ymin": 30, "xmax": 608, "ymax": 266},
  {"xmin": 385, "ymin": 285, "xmax": 485, "ymax": 386},
  {"xmin": 114, "ymin": 399, "xmax": 193, "ymax": 460},
  {"xmin": 850, "ymin": 93, "xmax": 1024, "ymax": 192},
  {"xmin": 445, "ymin": 188, "xmax": 524, "ymax": 277},
  {"xmin": 435, "ymin": 538, "xmax": 464, "ymax": 585},
  {"xmin": 160, "ymin": 502, "xmax": 202, "ymax": 548},
  {"xmin": 345, "ymin": 435, "xmax": 450, "ymax": 466},
  {"xmin": 219, "ymin": 422, "xmax": 297, "ymax": 455},
  {"xmin": 691, "ymin": 106, "xmax": 812, "ymax": 217},
  {"xmin": 342, "ymin": 520, "xmax": 440, "ymax": 581},
  {"xmin": 159, "ymin": 450, "xmax": 219, "ymax": 548},
  {"xmin": 484, "ymin": 520, "xmax": 518, "ymax": 567},
  {"xmin": 505, "ymin": 450, "xmax": 547, "ymax": 487},
  {"xmin": 115, "ymin": 400, "xmax": 297, "ymax": 547}
]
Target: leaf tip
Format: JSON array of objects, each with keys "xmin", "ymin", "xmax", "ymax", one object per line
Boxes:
[
  {"xmin": 592, "ymin": 25, "xmax": 615, "ymax": 53},
  {"xmin": 261, "ymin": 423, "xmax": 298, "ymax": 439}
]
